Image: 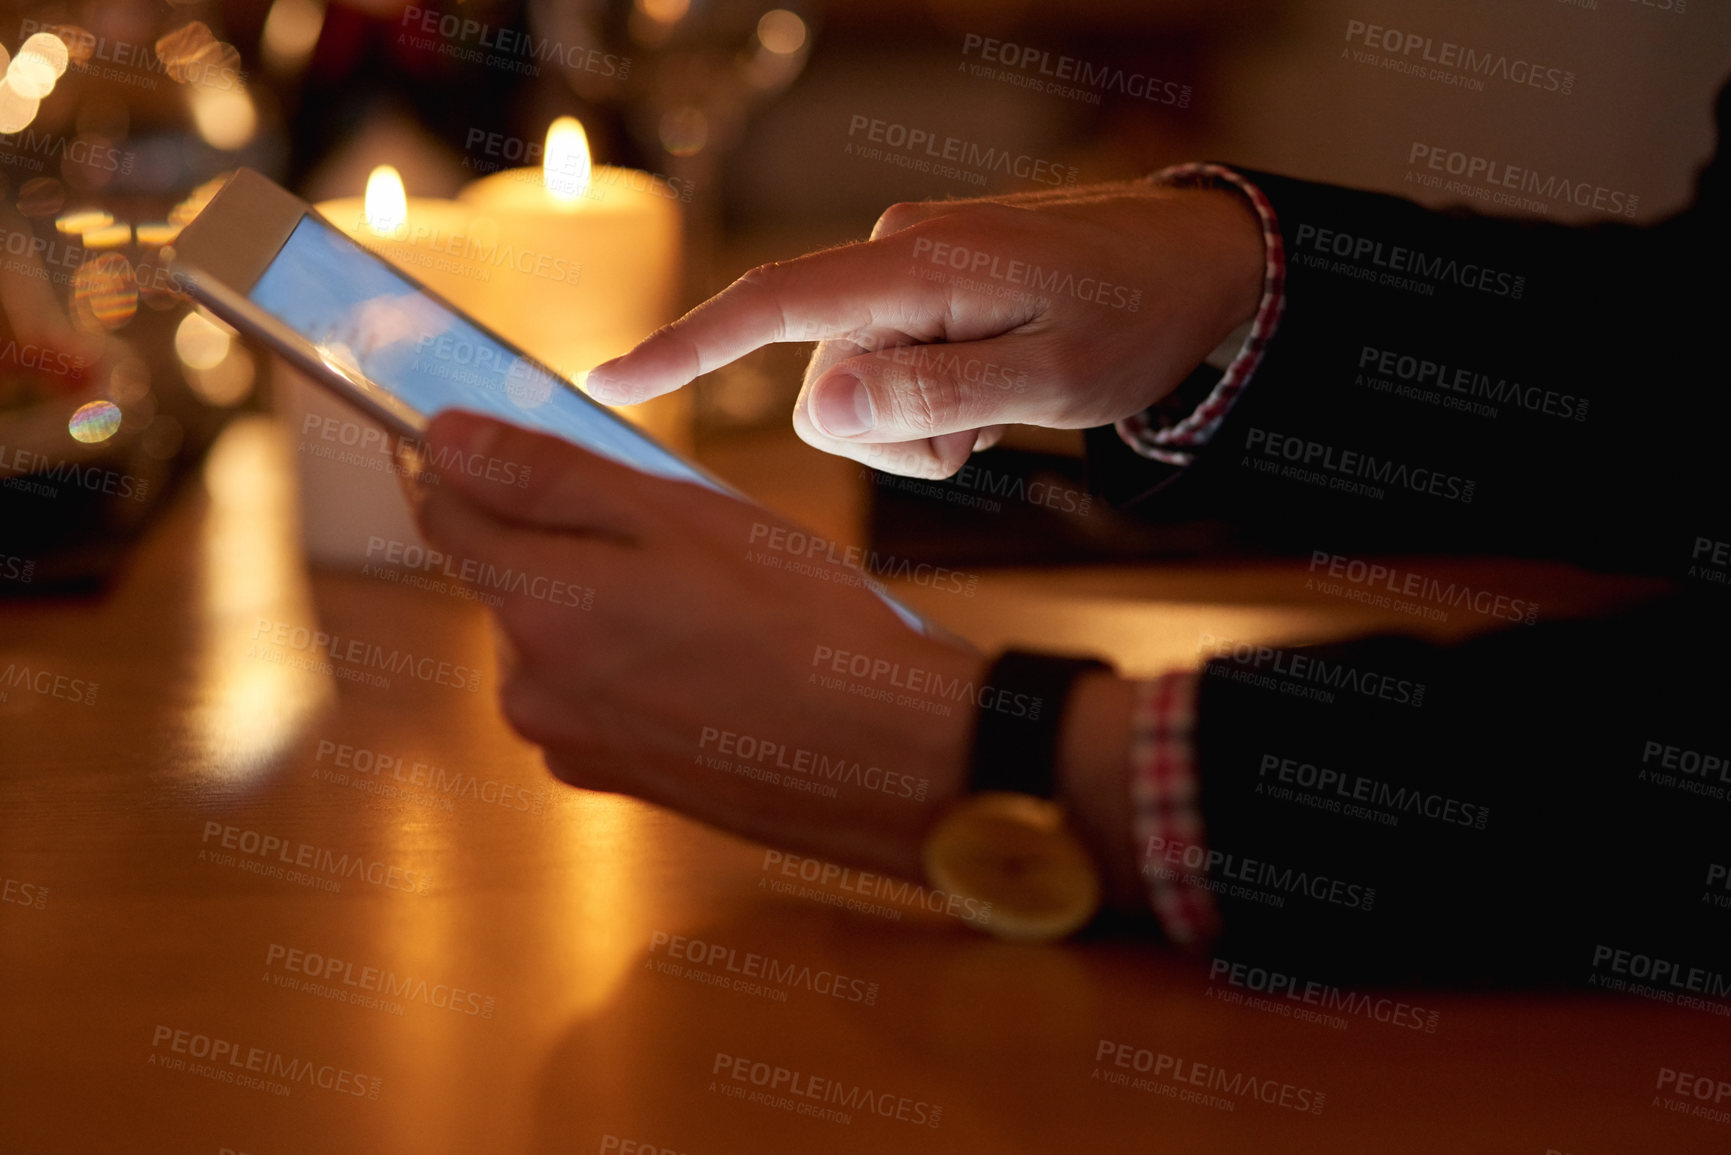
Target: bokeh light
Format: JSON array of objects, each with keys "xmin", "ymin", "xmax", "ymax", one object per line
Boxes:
[
  {"xmin": 155, "ymin": 21, "xmax": 218, "ymax": 84},
  {"xmin": 262, "ymin": 0, "xmax": 326, "ymax": 74},
  {"xmin": 757, "ymin": 10, "xmax": 808, "ymax": 55},
  {"xmin": 135, "ymin": 222, "xmax": 183, "ymax": 247},
  {"xmin": 659, "ymin": 107, "xmax": 709, "ymax": 157},
  {"xmin": 175, "ymin": 309, "xmax": 233, "ymax": 371},
  {"xmin": 82, "ymin": 223, "xmax": 133, "ymax": 249},
  {"xmin": 6, "ymin": 63, "xmax": 54, "ymax": 101},
  {"xmin": 186, "ymin": 345, "xmax": 255, "ymax": 407},
  {"xmin": 68, "ymin": 399, "xmax": 122, "ymax": 444},
  {"xmin": 188, "ymin": 84, "xmax": 258, "ymax": 150},
  {"xmin": 636, "ymin": 0, "xmax": 691, "ymax": 23},
  {"xmin": 15, "ymin": 32, "xmax": 69, "ymax": 104},
  {"xmin": 55, "ymin": 209, "xmax": 113, "ymax": 234},
  {"xmin": 107, "ymin": 357, "xmax": 151, "ymax": 405},
  {"xmin": 0, "ymin": 80, "xmax": 40, "ymax": 134},
  {"xmin": 71, "ymin": 253, "xmax": 139, "ymax": 330}
]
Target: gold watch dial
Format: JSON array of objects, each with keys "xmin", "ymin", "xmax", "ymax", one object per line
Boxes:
[{"xmin": 922, "ymin": 792, "xmax": 1102, "ymax": 944}]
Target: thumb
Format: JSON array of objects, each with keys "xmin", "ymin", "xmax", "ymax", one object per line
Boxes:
[{"xmin": 797, "ymin": 336, "xmax": 1045, "ymax": 445}]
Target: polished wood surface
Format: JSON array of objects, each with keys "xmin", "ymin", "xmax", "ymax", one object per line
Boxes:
[{"xmin": 1, "ymin": 417, "xmax": 1721, "ymax": 1154}]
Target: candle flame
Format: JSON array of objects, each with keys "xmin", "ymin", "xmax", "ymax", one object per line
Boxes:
[
  {"xmin": 544, "ymin": 117, "xmax": 592, "ymax": 203},
  {"xmin": 364, "ymin": 165, "xmax": 407, "ymax": 234}
]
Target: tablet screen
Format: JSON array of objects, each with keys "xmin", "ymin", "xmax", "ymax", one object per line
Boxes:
[
  {"xmin": 249, "ymin": 213, "xmax": 713, "ymax": 489},
  {"xmin": 247, "ymin": 212, "xmax": 931, "ymax": 633}
]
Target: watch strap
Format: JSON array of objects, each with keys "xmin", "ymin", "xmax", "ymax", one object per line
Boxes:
[{"xmin": 968, "ymin": 650, "xmax": 1110, "ymax": 799}]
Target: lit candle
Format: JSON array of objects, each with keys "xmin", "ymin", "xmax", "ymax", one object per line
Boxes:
[
  {"xmin": 281, "ymin": 167, "xmax": 493, "ymax": 568},
  {"xmin": 314, "ymin": 166, "xmax": 496, "ymax": 314},
  {"xmin": 457, "ymin": 118, "xmax": 689, "ymax": 450}
]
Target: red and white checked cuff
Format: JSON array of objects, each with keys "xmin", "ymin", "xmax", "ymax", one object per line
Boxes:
[
  {"xmin": 1116, "ymin": 163, "xmax": 1288, "ymax": 467},
  {"xmin": 1128, "ymin": 671, "xmax": 1220, "ymax": 947}
]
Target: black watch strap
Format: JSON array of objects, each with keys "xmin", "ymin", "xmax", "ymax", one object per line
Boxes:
[{"xmin": 967, "ymin": 650, "xmax": 1110, "ymax": 800}]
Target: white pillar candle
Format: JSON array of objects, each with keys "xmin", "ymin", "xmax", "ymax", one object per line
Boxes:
[
  {"xmin": 315, "ymin": 165, "xmax": 498, "ymax": 313},
  {"xmin": 457, "ymin": 118, "xmax": 690, "ymax": 451},
  {"xmin": 283, "ymin": 166, "xmax": 493, "ymax": 567}
]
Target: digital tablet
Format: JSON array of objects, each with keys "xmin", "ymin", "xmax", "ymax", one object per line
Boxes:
[{"xmin": 169, "ymin": 168, "xmax": 935, "ymax": 633}]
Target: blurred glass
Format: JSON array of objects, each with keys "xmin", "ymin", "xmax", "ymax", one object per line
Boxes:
[
  {"xmin": 0, "ymin": 0, "xmax": 286, "ymax": 588},
  {"xmin": 530, "ymin": 0, "xmax": 813, "ymax": 178}
]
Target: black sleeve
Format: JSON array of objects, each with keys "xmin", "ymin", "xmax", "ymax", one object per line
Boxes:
[
  {"xmin": 1182, "ymin": 592, "xmax": 1731, "ymax": 992},
  {"xmin": 1116, "ymin": 80, "xmax": 1731, "ymax": 990},
  {"xmin": 1089, "ymin": 81, "xmax": 1731, "ymax": 581}
]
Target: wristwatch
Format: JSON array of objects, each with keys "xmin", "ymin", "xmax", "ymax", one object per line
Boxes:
[{"xmin": 920, "ymin": 650, "xmax": 1109, "ymax": 943}]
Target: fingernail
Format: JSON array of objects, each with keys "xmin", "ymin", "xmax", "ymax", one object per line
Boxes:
[
  {"xmin": 393, "ymin": 439, "xmax": 431, "ymax": 510},
  {"xmin": 585, "ymin": 369, "xmax": 626, "ymax": 404},
  {"xmin": 812, "ymin": 375, "xmax": 874, "ymax": 437}
]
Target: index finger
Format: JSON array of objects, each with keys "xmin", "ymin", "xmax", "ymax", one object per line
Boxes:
[{"xmin": 585, "ymin": 233, "xmax": 946, "ymax": 405}]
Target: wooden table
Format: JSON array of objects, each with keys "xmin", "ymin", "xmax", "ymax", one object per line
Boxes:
[{"xmin": 2, "ymin": 416, "xmax": 1723, "ymax": 1154}]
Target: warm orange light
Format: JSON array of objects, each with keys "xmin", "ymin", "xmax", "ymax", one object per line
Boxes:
[
  {"xmin": 261, "ymin": 0, "xmax": 325, "ymax": 74},
  {"xmin": 55, "ymin": 209, "xmax": 114, "ymax": 234},
  {"xmin": 136, "ymin": 222, "xmax": 183, "ymax": 246},
  {"xmin": 0, "ymin": 76, "xmax": 40, "ymax": 134},
  {"xmin": 636, "ymin": 0, "xmax": 690, "ymax": 24},
  {"xmin": 175, "ymin": 309, "xmax": 233, "ymax": 371},
  {"xmin": 364, "ymin": 165, "xmax": 408, "ymax": 234},
  {"xmin": 543, "ymin": 117, "xmax": 592, "ymax": 203},
  {"xmin": 22, "ymin": 32, "xmax": 70, "ymax": 79},
  {"xmin": 757, "ymin": 9, "xmax": 806, "ymax": 55},
  {"xmin": 82, "ymin": 222, "xmax": 133, "ymax": 248},
  {"xmin": 187, "ymin": 84, "xmax": 258, "ymax": 150}
]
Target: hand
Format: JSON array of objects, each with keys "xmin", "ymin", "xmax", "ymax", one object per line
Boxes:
[
  {"xmin": 588, "ymin": 181, "xmax": 1265, "ymax": 478},
  {"xmin": 409, "ymin": 410, "xmax": 987, "ymax": 879}
]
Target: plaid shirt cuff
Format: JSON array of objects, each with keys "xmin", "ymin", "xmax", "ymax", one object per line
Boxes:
[
  {"xmin": 1128, "ymin": 670, "xmax": 1220, "ymax": 947},
  {"xmin": 1116, "ymin": 163, "xmax": 1288, "ymax": 467}
]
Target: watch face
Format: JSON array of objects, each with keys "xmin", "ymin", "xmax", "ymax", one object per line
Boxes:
[{"xmin": 922, "ymin": 792, "xmax": 1102, "ymax": 943}]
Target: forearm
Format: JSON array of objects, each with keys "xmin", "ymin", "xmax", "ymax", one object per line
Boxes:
[
  {"xmin": 1057, "ymin": 671, "xmax": 1216, "ymax": 944},
  {"xmin": 1054, "ymin": 672, "xmax": 1144, "ymax": 913},
  {"xmin": 1190, "ymin": 594, "xmax": 1731, "ymax": 986},
  {"xmin": 1062, "ymin": 592, "xmax": 1731, "ymax": 985},
  {"xmin": 1098, "ymin": 160, "xmax": 1730, "ymax": 572}
]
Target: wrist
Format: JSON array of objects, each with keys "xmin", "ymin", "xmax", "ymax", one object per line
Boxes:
[
  {"xmin": 1183, "ymin": 186, "xmax": 1267, "ymax": 339},
  {"xmin": 885, "ymin": 646, "xmax": 986, "ymax": 877},
  {"xmin": 920, "ymin": 655, "xmax": 1128, "ymax": 942},
  {"xmin": 1054, "ymin": 672, "xmax": 1146, "ymax": 913}
]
